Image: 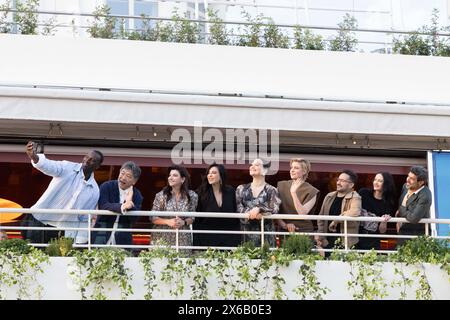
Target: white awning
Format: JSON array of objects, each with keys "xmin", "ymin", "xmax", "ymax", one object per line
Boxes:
[{"xmin": 0, "ymin": 34, "xmax": 449, "ymax": 148}]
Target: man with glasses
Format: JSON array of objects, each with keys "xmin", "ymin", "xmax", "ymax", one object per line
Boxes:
[{"xmin": 315, "ymin": 170, "xmax": 361, "ymax": 254}]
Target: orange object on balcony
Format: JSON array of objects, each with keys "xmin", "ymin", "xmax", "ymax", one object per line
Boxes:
[
  {"xmin": 132, "ymin": 234, "xmax": 151, "ymax": 245},
  {"xmin": 0, "ymin": 198, "xmax": 23, "ymax": 223},
  {"xmin": 380, "ymin": 239, "xmax": 397, "ymax": 250}
]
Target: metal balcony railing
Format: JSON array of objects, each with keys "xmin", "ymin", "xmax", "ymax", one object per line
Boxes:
[
  {"xmin": 1, "ymin": 5, "xmax": 449, "ymax": 53},
  {"xmin": 1, "ymin": 208, "xmax": 448, "ymax": 254}
]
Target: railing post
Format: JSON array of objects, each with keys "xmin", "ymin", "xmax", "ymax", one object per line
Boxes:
[
  {"xmin": 344, "ymin": 219, "xmax": 348, "ymax": 251},
  {"xmin": 88, "ymin": 213, "xmax": 91, "ymax": 251},
  {"xmin": 425, "ymin": 223, "xmax": 429, "ymax": 236},
  {"xmin": 176, "ymin": 219, "xmax": 179, "ymax": 253},
  {"xmin": 260, "ymin": 216, "xmax": 265, "ymax": 249}
]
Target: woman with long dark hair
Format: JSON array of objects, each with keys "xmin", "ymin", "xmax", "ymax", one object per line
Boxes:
[
  {"xmin": 151, "ymin": 165, "xmax": 198, "ymax": 253},
  {"xmin": 193, "ymin": 163, "xmax": 240, "ymax": 248},
  {"xmin": 357, "ymin": 172, "xmax": 397, "ymax": 250}
]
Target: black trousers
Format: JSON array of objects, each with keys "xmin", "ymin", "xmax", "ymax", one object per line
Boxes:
[
  {"xmin": 396, "ymin": 226, "xmax": 427, "ymax": 247},
  {"xmin": 356, "ymin": 229, "xmax": 381, "ymax": 251},
  {"xmin": 21, "ymin": 215, "xmax": 61, "ymax": 244}
]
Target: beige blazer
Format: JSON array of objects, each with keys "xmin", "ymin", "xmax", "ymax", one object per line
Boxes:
[
  {"xmin": 277, "ymin": 180, "xmax": 319, "ymax": 232},
  {"xmin": 317, "ymin": 190, "xmax": 361, "ymax": 248}
]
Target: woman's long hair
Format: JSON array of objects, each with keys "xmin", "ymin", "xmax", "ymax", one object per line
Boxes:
[
  {"xmin": 163, "ymin": 165, "xmax": 191, "ymax": 203},
  {"xmin": 197, "ymin": 163, "xmax": 227, "ymax": 205},
  {"xmin": 378, "ymin": 172, "xmax": 397, "ymax": 209}
]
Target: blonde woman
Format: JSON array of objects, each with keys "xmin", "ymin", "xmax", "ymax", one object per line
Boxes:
[{"xmin": 277, "ymin": 158, "xmax": 319, "ymax": 234}]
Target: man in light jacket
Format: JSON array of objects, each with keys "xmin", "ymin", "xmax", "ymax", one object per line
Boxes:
[
  {"xmin": 22, "ymin": 141, "xmax": 103, "ymax": 244},
  {"xmin": 315, "ymin": 170, "xmax": 361, "ymax": 252}
]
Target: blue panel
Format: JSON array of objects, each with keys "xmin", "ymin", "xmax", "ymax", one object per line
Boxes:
[{"xmin": 432, "ymin": 151, "xmax": 450, "ymax": 237}]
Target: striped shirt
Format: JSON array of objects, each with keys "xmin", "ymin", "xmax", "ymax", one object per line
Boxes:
[{"xmin": 31, "ymin": 154, "xmax": 100, "ymax": 243}]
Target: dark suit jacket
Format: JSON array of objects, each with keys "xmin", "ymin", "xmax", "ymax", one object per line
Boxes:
[
  {"xmin": 398, "ymin": 184, "xmax": 432, "ymax": 235},
  {"xmin": 92, "ymin": 180, "xmax": 143, "ymax": 245}
]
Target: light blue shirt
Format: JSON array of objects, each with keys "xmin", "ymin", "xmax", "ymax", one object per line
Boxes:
[{"xmin": 31, "ymin": 154, "xmax": 100, "ymax": 243}]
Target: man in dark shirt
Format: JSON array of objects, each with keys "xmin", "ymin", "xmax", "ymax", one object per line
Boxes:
[{"xmin": 315, "ymin": 170, "xmax": 362, "ymax": 253}]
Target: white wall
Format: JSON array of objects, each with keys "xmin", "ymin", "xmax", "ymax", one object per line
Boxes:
[
  {"xmin": 3, "ymin": 257, "xmax": 449, "ymax": 300},
  {"xmin": 2, "ymin": 34, "xmax": 450, "ymax": 106}
]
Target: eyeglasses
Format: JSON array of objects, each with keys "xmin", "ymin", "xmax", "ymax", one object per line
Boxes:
[{"xmin": 336, "ymin": 178, "xmax": 352, "ymax": 183}]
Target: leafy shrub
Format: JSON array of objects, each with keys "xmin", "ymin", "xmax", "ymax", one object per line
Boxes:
[
  {"xmin": 45, "ymin": 237, "xmax": 73, "ymax": 257},
  {"xmin": 0, "ymin": 238, "xmax": 31, "ymax": 254},
  {"xmin": 395, "ymin": 236, "xmax": 449, "ymax": 264},
  {"xmin": 282, "ymin": 234, "xmax": 313, "ymax": 257}
]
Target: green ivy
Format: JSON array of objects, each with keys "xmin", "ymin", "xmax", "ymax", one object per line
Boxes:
[
  {"xmin": 391, "ymin": 263, "xmax": 414, "ymax": 300},
  {"xmin": 346, "ymin": 250, "xmax": 388, "ymax": 300},
  {"xmin": 70, "ymin": 248, "xmax": 133, "ymax": 300},
  {"xmin": 0, "ymin": 239, "xmax": 48, "ymax": 300},
  {"xmin": 388, "ymin": 236, "xmax": 449, "ymax": 300},
  {"xmin": 186, "ymin": 249, "xmax": 214, "ymax": 300},
  {"xmin": 1, "ymin": 235, "xmax": 448, "ymax": 300},
  {"xmin": 209, "ymin": 249, "xmax": 233, "ymax": 299},
  {"xmin": 159, "ymin": 246, "xmax": 187, "ymax": 297},
  {"xmin": 139, "ymin": 241, "xmax": 174, "ymax": 300},
  {"xmin": 293, "ymin": 254, "xmax": 329, "ymax": 300}
]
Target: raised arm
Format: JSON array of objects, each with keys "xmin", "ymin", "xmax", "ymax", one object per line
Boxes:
[
  {"xmin": 26, "ymin": 141, "xmax": 39, "ymax": 164},
  {"xmin": 291, "ymin": 194, "xmax": 317, "ymax": 215}
]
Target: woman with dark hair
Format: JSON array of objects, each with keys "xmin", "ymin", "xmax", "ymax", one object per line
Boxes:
[
  {"xmin": 357, "ymin": 172, "xmax": 397, "ymax": 250},
  {"xmin": 236, "ymin": 159, "xmax": 281, "ymax": 247},
  {"xmin": 151, "ymin": 165, "xmax": 198, "ymax": 253},
  {"xmin": 193, "ymin": 163, "xmax": 240, "ymax": 248}
]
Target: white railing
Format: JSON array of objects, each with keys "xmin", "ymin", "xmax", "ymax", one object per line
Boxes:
[
  {"xmin": 1, "ymin": 6, "xmax": 449, "ymax": 53},
  {"xmin": 1, "ymin": 208, "xmax": 449, "ymax": 254}
]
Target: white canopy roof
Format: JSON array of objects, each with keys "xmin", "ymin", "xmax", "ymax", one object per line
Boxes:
[{"xmin": 0, "ymin": 34, "xmax": 449, "ymax": 148}]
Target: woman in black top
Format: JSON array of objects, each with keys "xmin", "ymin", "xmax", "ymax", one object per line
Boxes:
[
  {"xmin": 358, "ymin": 172, "xmax": 397, "ymax": 250},
  {"xmin": 193, "ymin": 163, "xmax": 241, "ymax": 248}
]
